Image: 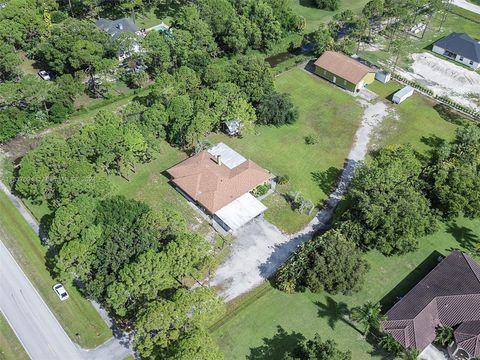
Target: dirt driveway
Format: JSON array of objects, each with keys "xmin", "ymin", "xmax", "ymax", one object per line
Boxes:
[
  {"xmin": 211, "ymin": 97, "xmax": 393, "ymax": 302},
  {"xmin": 399, "ymin": 53, "xmax": 480, "ymax": 111}
]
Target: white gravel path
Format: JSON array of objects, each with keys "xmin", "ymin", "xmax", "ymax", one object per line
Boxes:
[
  {"xmin": 398, "ymin": 53, "xmax": 480, "ymax": 110},
  {"xmin": 452, "ymin": 0, "xmax": 480, "ymax": 14},
  {"xmin": 212, "ymin": 99, "xmax": 392, "ymax": 301}
]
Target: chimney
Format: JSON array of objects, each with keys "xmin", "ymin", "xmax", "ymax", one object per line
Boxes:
[
  {"xmin": 117, "ymin": 23, "xmax": 123, "ymax": 30},
  {"xmin": 216, "ymin": 155, "xmax": 222, "ymax": 166}
]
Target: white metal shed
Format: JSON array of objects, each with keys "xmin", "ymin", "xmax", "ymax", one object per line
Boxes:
[{"xmin": 392, "ymin": 86, "xmax": 414, "ymax": 104}]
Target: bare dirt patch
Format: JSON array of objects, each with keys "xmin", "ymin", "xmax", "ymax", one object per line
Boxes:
[{"xmin": 398, "ymin": 53, "xmax": 480, "ymax": 110}]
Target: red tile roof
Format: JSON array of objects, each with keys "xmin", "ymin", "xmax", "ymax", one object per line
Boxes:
[
  {"xmin": 314, "ymin": 51, "xmax": 375, "ymax": 85},
  {"xmin": 166, "ymin": 150, "xmax": 271, "ymax": 213}
]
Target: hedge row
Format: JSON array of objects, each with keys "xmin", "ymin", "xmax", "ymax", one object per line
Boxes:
[
  {"xmin": 391, "ymin": 73, "xmax": 434, "ymax": 96},
  {"xmin": 435, "ymin": 95, "xmax": 480, "ymax": 120}
]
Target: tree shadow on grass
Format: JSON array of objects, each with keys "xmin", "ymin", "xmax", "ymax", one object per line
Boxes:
[
  {"xmin": 247, "ymin": 325, "xmax": 305, "ymax": 360},
  {"xmin": 299, "ymin": 0, "xmax": 319, "ymax": 9},
  {"xmin": 446, "ymin": 222, "xmax": 479, "ymax": 255},
  {"xmin": 314, "ymin": 296, "xmax": 362, "ymax": 334},
  {"xmin": 420, "ymin": 134, "xmax": 445, "ymax": 149},
  {"xmin": 433, "ymin": 104, "xmax": 467, "ymax": 125},
  {"xmin": 311, "ymin": 167, "xmax": 342, "ymax": 195},
  {"xmin": 379, "ymin": 251, "xmax": 443, "ymax": 311}
]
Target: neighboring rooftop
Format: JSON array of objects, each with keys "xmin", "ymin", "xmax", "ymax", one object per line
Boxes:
[
  {"xmin": 455, "ymin": 321, "xmax": 480, "ymax": 358},
  {"xmin": 382, "ymin": 251, "xmax": 480, "ymax": 352},
  {"xmin": 313, "ymin": 51, "xmax": 376, "ymax": 85},
  {"xmin": 435, "ymin": 32, "xmax": 480, "ymax": 62},
  {"xmin": 166, "ymin": 143, "xmax": 271, "ymax": 214},
  {"xmin": 95, "ymin": 17, "xmax": 139, "ymax": 39}
]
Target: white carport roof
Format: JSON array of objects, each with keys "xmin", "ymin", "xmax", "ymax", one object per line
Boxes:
[{"xmin": 214, "ymin": 193, "xmax": 267, "ymax": 231}]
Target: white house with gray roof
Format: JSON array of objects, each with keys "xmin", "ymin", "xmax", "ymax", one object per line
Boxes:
[{"xmin": 432, "ymin": 32, "xmax": 480, "ymax": 70}]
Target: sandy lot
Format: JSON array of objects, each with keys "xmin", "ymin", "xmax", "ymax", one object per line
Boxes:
[{"xmin": 399, "ymin": 53, "xmax": 480, "ymax": 110}]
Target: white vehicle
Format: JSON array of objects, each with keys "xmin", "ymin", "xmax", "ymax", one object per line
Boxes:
[
  {"xmin": 38, "ymin": 70, "xmax": 51, "ymax": 81},
  {"xmin": 53, "ymin": 284, "xmax": 69, "ymax": 301}
]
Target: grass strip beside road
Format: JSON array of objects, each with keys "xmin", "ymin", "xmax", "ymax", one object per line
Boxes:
[
  {"xmin": 0, "ymin": 312, "xmax": 29, "ymax": 360},
  {"xmin": 0, "ymin": 191, "xmax": 111, "ymax": 348}
]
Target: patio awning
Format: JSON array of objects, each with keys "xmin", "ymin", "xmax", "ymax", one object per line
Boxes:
[{"xmin": 214, "ymin": 193, "xmax": 267, "ymax": 231}]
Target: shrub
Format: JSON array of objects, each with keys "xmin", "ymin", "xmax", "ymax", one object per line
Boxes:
[
  {"xmin": 305, "ymin": 134, "xmax": 319, "ymax": 145},
  {"xmin": 252, "ymin": 183, "xmax": 269, "ymax": 197},
  {"xmin": 314, "ymin": 0, "xmax": 340, "ymax": 11},
  {"xmin": 49, "ymin": 103, "xmax": 72, "ymax": 123},
  {"xmin": 277, "ymin": 174, "xmax": 290, "ymax": 185}
]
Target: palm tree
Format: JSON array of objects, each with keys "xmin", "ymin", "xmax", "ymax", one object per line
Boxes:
[
  {"xmin": 378, "ymin": 333, "xmax": 403, "ymax": 356},
  {"xmin": 434, "ymin": 325, "xmax": 454, "ymax": 347},
  {"xmin": 401, "ymin": 348, "xmax": 421, "ymax": 360},
  {"xmin": 350, "ymin": 301, "xmax": 386, "ymax": 335}
]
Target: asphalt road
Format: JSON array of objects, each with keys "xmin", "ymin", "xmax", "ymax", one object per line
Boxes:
[
  {"xmin": 0, "ymin": 180, "xmax": 132, "ymax": 359},
  {"xmin": 0, "ymin": 240, "xmax": 83, "ymax": 359}
]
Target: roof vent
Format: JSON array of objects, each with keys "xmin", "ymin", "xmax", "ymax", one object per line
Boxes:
[{"xmin": 117, "ymin": 23, "xmax": 123, "ymax": 30}]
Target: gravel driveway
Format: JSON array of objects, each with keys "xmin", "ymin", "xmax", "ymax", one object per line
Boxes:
[{"xmin": 212, "ymin": 98, "xmax": 392, "ymax": 301}]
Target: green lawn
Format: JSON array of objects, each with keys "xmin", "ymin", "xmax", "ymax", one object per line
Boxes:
[
  {"xmin": 212, "ymin": 217, "xmax": 480, "ymax": 360},
  {"xmin": 0, "ymin": 313, "xmax": 28, "ymax": 360},
  {"xmin": 0, "ymin": 192, "xmax": 112, "ymax": 349},
  {"xmin": 368, "ymin": 81, "xmax": 462, "ymax": 153},
  {"xmin": 358, "ymin": 7, "xmax": 480, "ymax": 70},
  {"xmin": 209, "ymin": 68, "xmax": 363, "ymax": 233},
  {"xmin": 289, "ymin": 0, "xmax": 370, "ymax": 32},
  {"xmin": 109, "ymin": 141, "xmax": 212, "ymax": 236}
]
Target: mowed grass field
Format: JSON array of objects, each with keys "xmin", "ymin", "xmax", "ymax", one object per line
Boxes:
[
  {"xmin": 0, "ymin": 192, "xmax": 112, "ymax": 348},
  {"xmin": 212, "ymin": 217, "xmax": 480, "ymax": 359},
  {"xmin": 289, "ymin": 0, "xmax": 370, "ymax": 32},
  {"xmin": 0, "ymin": 313, "xmax": 28, "ymax": 360},
  {"xmin": 210, "ymin": 68, "xmax": 363, "ymax": 233},
  {"xmin": 368, "ymin": 81, "xmax": 461, "ymax": 152}
]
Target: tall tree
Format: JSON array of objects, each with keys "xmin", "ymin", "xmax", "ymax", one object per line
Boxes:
[{"xmin": 350, "ymin": 302, "xmax": 385, "ymax": 335}]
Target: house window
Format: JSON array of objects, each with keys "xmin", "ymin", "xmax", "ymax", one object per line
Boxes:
[
  {"xmin": 344, "ymin": 80, "xmax": 347, "ymax": 85},
  {"xmin": 459, "ymin": 56, "xmax": 464, "ymax": 61},
  {"xmin": 323, "ymin": 70, "xmax": 326, "ymax": 75},
  {"xmin": 470, "ymin": 60, "xmax": 474, "ymax": 65}
]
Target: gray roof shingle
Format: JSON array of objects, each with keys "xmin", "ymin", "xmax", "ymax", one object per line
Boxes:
[
  {"xmin": 434, "ymin": 32, "xmax": 480, "ymax": 62},
  {"xmin": 95, "ymin": 17, "xmax": 139, "ymax": 39}
]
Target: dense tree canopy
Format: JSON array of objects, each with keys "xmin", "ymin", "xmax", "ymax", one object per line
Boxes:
[
  {"xmin": 276, "ymin": 230, "xmax": 369, "ymax": 294},
  {"xmin": 427, "ymin": 124, "xmax": 480, "ymax": 219},
  {"xmin": 339, "ymin": 145, "xmax": 438, "ymax": 255}
]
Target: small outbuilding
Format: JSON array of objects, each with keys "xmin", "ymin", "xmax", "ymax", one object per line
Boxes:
[
  {"xmin": 313, "ymin": 51, "xmax": 376, "ymax": 92},
  {"xmin": 375, "ymin": 70, "xmax": 391, "ymax": 84},
  {"xmin": 392, "ymin": 85, "xmax": 414, "ymax": 104},
  {"xmin": 223, "ymin": 120, "xmax": 242, "ymax": 136}
]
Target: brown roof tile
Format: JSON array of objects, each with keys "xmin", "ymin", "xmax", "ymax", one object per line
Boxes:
[
  {"xmin": 166, "ymin": 150, "xmax": 271, "ymax": 213},
  {"xmin": 314, "ymin": 51, "xmax": 375, "ymax": 85},
  {"xmin": 382, "ymin": 251, "xmax": 480, "ymax": 352}
]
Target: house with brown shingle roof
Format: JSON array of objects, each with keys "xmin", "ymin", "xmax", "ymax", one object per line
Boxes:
[
  {"xmin": 382, "ymin": 251, "xmax": 480, "ymax": 359},
  {"xmin": 313, "ymin": 51, "xmax": 376, "ymax": 92},
  {"xmin": 167, "ymin": 143, "xmax": 272, "ymax": 232}
]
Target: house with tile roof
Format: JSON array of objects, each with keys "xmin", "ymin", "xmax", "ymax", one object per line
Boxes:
[
  {"xmin": 313, "ymin": 51, "xmax": 377, "ymax": 92},
  {"xmin": 167, "ymin": 143, "xmax": 273, "ymax": 232},
  {"xmin": 433, "ymin": 32, "xmax": 480, "ymax": 70},
  {"xmin": 382, "ymin": 251, "xmax": 480, "ymax": 359}
]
